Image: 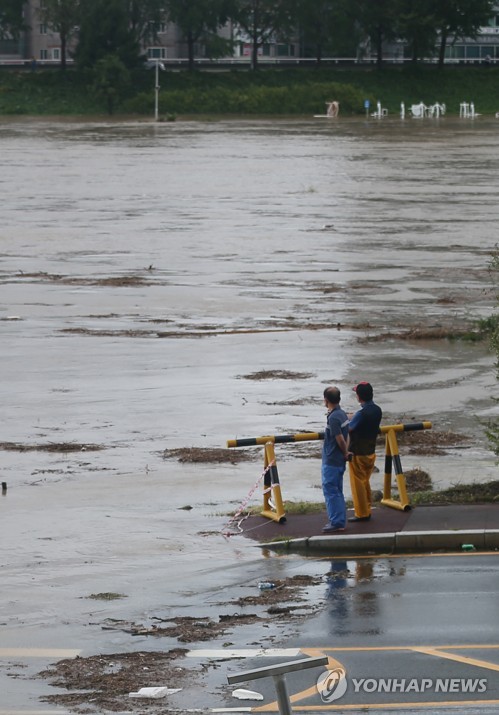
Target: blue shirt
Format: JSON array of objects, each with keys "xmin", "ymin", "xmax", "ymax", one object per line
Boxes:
[{"xmin": 322, "ymin": 406, "xmax": 349, "ymax": 467}]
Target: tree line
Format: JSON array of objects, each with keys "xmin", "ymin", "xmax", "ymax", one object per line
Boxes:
[{"xmin": 0, "ymin": 0, "xmax": 496, "ymax": 72}]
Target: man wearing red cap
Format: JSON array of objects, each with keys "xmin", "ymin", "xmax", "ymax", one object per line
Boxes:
[{"xmin": 348, "ymin": 382, "xmax": 382, "ymax": 522}]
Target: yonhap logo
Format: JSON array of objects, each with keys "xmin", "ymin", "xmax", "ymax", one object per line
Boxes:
[
  {"xmin": 316, "ymin": 671, "xmax": 488, "ymax": 703},
  {"xmin": 317, "ymin": 667, "xmax": 348, "ymax": 703}
]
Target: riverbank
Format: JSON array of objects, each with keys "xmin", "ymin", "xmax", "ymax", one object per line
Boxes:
[{"xmin": 1, "ymin": 65, "xmax": 499, "ymax": 116}]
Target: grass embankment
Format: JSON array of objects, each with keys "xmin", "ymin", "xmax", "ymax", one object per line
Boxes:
[
  {"xmin": 277, "ymin": 481, "xmax": 499, "ymax": 514},
  {"xmin": 256, "ymin": 479, "xmax": 499, "ymax": 515},
  {"xmin": 1, "ymin": 65, "xmax": 499, "ymax": 117}
]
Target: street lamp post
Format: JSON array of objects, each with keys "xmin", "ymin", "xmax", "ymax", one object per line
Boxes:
[
  {"xmin": 154, "ymin": 60, "xmax": 160, "ymax": 121},
  {"xmin": 153, "ymin": 60, "xmax": 165, "ymax": 122}
]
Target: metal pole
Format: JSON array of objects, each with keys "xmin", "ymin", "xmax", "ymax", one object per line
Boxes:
[
  {"xmin": 154, "ymin": 60, "xmax": 159, "ymax": 121},
  {"xmin": 273, "ymin": 674, "xmax": 292, "ymax": 715},
  {"xmin": 227, "ymin": 656, "xmax": 328, "ymax": 715}
]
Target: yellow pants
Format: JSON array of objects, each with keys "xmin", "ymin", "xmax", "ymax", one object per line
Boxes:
[{"xmin": 349, "ymin": 454, "xmax": 376, "ymax": 518}]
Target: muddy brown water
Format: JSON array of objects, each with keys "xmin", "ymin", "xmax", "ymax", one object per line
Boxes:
[{"xmin": 0, "ymin": 115, "xmax": 497, "ymax": 710}]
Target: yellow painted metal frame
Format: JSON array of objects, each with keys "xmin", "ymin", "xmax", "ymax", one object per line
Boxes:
[
  {"xmin": 227, "ymin": 422, "xmax": 432, "ymax": 521},
  {"xmin": 380, "ymin": 421, "xmax": 432, "ymax": 511},
  {"xmin": 261, "ymin": 442, "xmax": 286, "ymax": 523}
]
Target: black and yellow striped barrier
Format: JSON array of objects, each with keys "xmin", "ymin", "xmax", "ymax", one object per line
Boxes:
[
  {"xmin": 227, "ymin": 434, "xmax": 324, "ymax": 523},
  {"xmin": 379, "ymin": 421, "xmax": 432, "ymax": 511},
  {"xmin": 227, "ymin": 421, "xmax": 432, "ymax": 521},
  {"xmin": 227, "ymin": 433, "xmax": 323, "ymax": 448}
]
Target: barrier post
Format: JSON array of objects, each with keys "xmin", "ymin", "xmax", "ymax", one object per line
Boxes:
[
  {"xmin": 227, "ymin": 433, "xmax": 322, "ymax": 524},
  {"xmin": 380, "ymin": 421, "xmax": 432, "ymax": 511},
  {"xmin": 262, "ymin": 441, "xmax": 286, "ymax": 523}
]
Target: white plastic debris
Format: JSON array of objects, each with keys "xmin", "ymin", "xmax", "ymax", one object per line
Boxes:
[
  {"xmin": 129, "ymin": 686, "xmax": 182, "ymax": 699},
  {"xmin": 232, "ymin": 688, "xmax": 264, "ymax": 701}
]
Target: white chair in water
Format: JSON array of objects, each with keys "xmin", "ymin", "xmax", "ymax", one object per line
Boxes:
[{"xmin": 410, "ymin": 102, "xmax": 427, "ymax": 118}]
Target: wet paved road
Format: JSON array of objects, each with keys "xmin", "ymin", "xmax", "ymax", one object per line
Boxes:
[
  {"xmin": 185, "ymin": 552, "xmax": 499, "ymax": 714},
  {"xmin": 1, "ymin": 547, "xmax": 498, "ymax": 713}
]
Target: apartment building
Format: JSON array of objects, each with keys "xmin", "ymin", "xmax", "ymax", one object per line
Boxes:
[
  {"xmin": 1, "ymin": 1, "xmax": 498, "ymax": 65},
  {"xmin": 445, "ymin": 9, "xmax": 499, "ymax": 61}
]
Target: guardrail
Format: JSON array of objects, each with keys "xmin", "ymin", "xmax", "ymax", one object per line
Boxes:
[{"xmin": 1, "ymin": 57, "xmax": 496, "ymax": 69}]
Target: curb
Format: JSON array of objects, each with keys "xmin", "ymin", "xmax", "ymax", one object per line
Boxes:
[{"xmin": 260, "ymin": 529, "xmax": 499, "ymax": 555}]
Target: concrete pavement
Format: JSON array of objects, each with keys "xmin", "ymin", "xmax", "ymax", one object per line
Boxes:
[{"xmin": 240, "ymin": 503, "xmax": 499, "ymax": 553}]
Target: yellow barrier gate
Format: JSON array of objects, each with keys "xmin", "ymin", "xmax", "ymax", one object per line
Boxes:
[
  {"xmin": 227, "ymin": 422, "xmax": 432, "ymax": 522},
  {"xmin": 380, "ymin": 421, "xmax": 432, "ymax": 511}
]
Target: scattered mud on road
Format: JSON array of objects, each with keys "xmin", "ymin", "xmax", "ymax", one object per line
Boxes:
[
  {"xmin": 39, "ymin": 649, "xmax": 188, "ymax": 713},
  {"xmin": 38, "ymin": 574, "xmax": 324, "ymax": 713}
]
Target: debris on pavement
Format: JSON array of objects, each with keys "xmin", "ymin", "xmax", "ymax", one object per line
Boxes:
[
  {"xmin": 232, "ymin": 688, "xmax": 264, "ymax": 700},
  {"xmin": 129, "ymin": 686, "xmax": 182, "ymax": 698}
]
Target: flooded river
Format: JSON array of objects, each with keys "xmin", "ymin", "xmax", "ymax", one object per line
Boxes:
[
  {"xmin": 0, "ymin": 115, "xmax": 498, "ymax": 708},
  {"xmin": 0, "ymin": 116, "xmax": 496, "ymax": 490}
]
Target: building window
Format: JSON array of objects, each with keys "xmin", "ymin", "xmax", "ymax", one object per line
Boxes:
[
  {"xmin": 147, "ymin": 47, "xmax": 166, "ymax": 59},
  {"xmin": 39, "ymin": 24, "xmax": 47, "ymax": 34},
  {"xmin": 53, "ymin": 48, "xmax": 61, "ymax": 60},
  {"xmin": 40, "ymin": 49, "xmax": 48, "ymax": 59},
  {"xmin": 276, "ymin": 44, "xmax": 295, "ymax": 57}
]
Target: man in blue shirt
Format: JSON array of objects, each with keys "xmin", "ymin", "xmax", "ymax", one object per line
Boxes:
[
  {"xmin": 321, "ymin": 386, "xmax": 350, "ymax": 533},
  {"xmin": 348, "ymin": 382, "xmax": 382, "ymax": 522}
]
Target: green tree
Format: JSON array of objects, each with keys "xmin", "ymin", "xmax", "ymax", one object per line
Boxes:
[
  {"xmin": 396, "ymin": 0, "xmax": 437, "ymax": 62},
  {"xmin": 165, "ymin": 0, "xmax": 234, "ymax": 71},
  {"xmin": 127, "ymin": 0, "xmax": 167, "ymax": 45},
  {"xmin": 0, "ymin": 0, "xmax": 25, "ymax": 40},
  {"xmin": 355, "ymin": 0, "xmax": 399, "ymax": 67},
  {"xmin": 233, "ymin": 0, "xmax": 293, "ymax": 70},
  {"xmin": 37, "ymin": 0, "xmax": 81, "ymax": 71},
  {"xmin": 295, "ymin": 0, "xmax": 359, "ymax": 64},
  {"xmin": 74, "ymin": 0, "xmax": 142, "ymax": 70},
  {"xmin": 295, "ymin": 0, "xmax": 334, "ymax": 64},
  {"xmin": 92, "ymin": 53, "xmax": 131, "ymax": 114},
  {"xmin": 433, "ymin": 0, "xmax": 496, "ymax": 68}
]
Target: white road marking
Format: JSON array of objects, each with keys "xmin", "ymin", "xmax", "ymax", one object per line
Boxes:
[
  {"xmin": 187, "ymin": 648, "xmax": 301, "ymax": 659},
  {"xmin": 0, "ymin": 711, "xmax": 71, "ymax": 714},
  {"xmin": 0, "ymin": 648, "xmax": 80, "ymax": 658}
]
